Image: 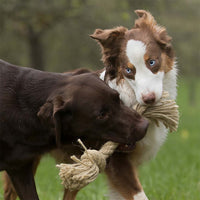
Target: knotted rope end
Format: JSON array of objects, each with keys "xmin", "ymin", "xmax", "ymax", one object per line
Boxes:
[{"xmin": 56, "ymin": 140, "xmax": 118, "ymax": 191}]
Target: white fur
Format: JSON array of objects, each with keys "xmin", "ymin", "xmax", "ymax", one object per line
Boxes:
[
  {"xmin": 126, "ymin": 40, "xmax": 164, "ymax": 104},
  {"xmin": 109, "ymin": 188, "xmax": 125, "ymax": 200},
  {"xmin": 133, "ymin": 191, "xmax": 149, "ymax": 200},
  {"xmin": 100, "ymin": 70, "xmax": 106, "ymax": 81},
  {"xmin": 99, "ymin": 70, "xmax": 136, "ymax": 107},
  {"xmin": 108, "ymin": 78, "xmax": 137, "ymax": 108},
  {"xmin": 108, "ymin": 189, "xmax": 149, "ymax": 200},
  {"xmin": 133, "ymin": 122, "xmax": 168, "ymax": 165},
  {"xmin": 163, "ymin": 63, "xmax": 177, "ymax": 100}
]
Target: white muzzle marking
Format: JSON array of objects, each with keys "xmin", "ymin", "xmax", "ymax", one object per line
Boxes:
[{"xmin": 126, "ymin": 39, "xmax": 164, "ymax": 104}]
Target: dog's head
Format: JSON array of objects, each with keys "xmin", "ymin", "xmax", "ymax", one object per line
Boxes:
[
  {"xmin": 91, "ymin": 10, "xmax": 175, "ymax": 105},
  {"xmin": 38, "ymin": 73, "xmax": 148, "ymax": 151}
]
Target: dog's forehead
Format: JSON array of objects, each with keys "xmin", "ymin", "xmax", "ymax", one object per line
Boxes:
[
  {"xmin": 125, "ymin": 29, "xmax": 161, "ymax": 57},
  {"xmin": 72, "ymin": 74, "xmax": 118, "ymax": 99},
  {"xmin": 81, "ymin": 84, "xmax": 118, "ymax": 100},
  {"xmin": 72, "ymin": 85, "xmax": 119, "ymax": 113}
]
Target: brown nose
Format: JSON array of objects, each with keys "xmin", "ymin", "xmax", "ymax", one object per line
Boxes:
[
  {"xmin": 142, "ymin": 93, "xmax": 156, "ymax": 104},
  {"xmin": 135, "ymin": 118, "xmax": 149, "ymax": 141}
]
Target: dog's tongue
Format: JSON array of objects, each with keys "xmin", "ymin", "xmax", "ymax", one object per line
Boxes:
[{"xmin": 117, "ymin": 143, "xmax": 136, "ymax": 152}]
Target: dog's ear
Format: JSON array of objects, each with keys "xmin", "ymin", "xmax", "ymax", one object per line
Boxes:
[
  {"xmin": 134, "ymin": 10, "xmax": 172, "ymax": 46},
  {"xmin": 90, "ymin": 29, "xmax": 107, "ymax": 41},
  {"xmin": 156, "ymin": 29, "xmax": 173, "ymax": 58},
  {"xmin": 53, "ymin": 96, "xmax": 73, "ymax": 147},
  {"xmin": 134, "ymin": 10, "xmax": 157, "ymax": 29},
  {"xmin": 90, "ymin": 27, "xmax": 127, "ymax": 79},
  {"xmin": 90, "ymin": 26, "xmax": 127, "ymax": 47},
  {"xmin": 37, "ymin": 101, "xmax": 53, "ymax": 123},
  {"xmin": 37, "ymin": 96, "xmax": 73, "ymax": 147},
  {"xmin": 134, "ymin": 10, "xmax": 174, "ymax": 60}
]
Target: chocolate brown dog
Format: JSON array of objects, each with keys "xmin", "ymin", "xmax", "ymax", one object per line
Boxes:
[{"xmin": 0, "ymin": 60, "xmax": 148, "ymax": 200}]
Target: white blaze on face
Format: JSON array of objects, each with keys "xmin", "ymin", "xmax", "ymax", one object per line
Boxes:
[{"xmin": 126, "ymin": 39, "xmax": 164, "ymax": 104}]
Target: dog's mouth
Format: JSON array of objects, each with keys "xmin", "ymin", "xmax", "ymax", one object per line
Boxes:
[
  {"xmin": 101, "ymin": 134, "xmax": 137, "ymax": 153},
  {"xmin": 117, "ymin": 143, "xmax": 136, "ymax": 152},
  {"xmin": 81, "ymin": 135, "xmax": 137, "ymax": 153}
]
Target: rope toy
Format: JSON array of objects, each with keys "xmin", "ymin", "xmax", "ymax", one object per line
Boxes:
[
  {"xmin": 56, "ymin": 91, "xmax": 179, "ymax": 191},
  {"xmin": 134, "ymin": 91, "xmax": 179, "ymax": 132}
]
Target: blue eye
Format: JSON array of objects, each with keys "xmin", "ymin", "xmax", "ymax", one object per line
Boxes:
[
  {"xmin": 126, "ymin": 68, "xmax": 132, "ymax": 74},
  {"xmin": 149, "ymin": 60, "xmax": 156, "ymax": 66}
]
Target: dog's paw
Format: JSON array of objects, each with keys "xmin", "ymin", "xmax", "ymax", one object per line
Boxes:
[{"xmin": 133, "ymin": 191, "xmax": 149, "ymax": 200}]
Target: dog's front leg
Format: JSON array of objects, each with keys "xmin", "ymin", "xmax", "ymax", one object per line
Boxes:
[
  {"xmin": 6, "ymin": 161, "xmax": 39, "ymax": 200},
  {"xmin": 62, "ymin": 189, "xmax": 78, "ymax": 200},
  {"xmin": 105, "ymin": 152, "xmax": 148, "ymax": 200},
  {"xmin": 3, "ymin": 156, "xmax": 41, "ymax": 200},
  {"xmin": 3, "ymin": 171, "xmax": 17, "ymax": 200}
]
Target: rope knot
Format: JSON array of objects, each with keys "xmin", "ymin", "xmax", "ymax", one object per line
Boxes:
[
  {"xmin": 56, "ymin": 140, "xmax": 118, "ymax": 191},
  {"xmin": 81, "ymin": 149, "xmax": 106, "ymax": 172}
]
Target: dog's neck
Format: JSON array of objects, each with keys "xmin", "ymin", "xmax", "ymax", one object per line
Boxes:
[{"xmin": 99, "ymin": 70, "xmax": 136, "ymax": 107}]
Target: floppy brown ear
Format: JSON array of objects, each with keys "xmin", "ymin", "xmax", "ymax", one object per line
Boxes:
[
  {"xmin": 90, "ymin": 26, "xmax": 127, "ymax": 46},
  {"xmin": 90, "ymin": 29, "xmax": 106, "ymax": 41},
  {"xmin": 37, "ymin": 96, "xmax": 72, "ymax": 147},
  {"xmin": 90, "ymin": 27, "xmax": 127, "ymax": 79},
  {"xmin": 37, "ymin": 101, "xmax": 53, "ymax": 123},
  {"xmin": 53, "ymin": 96, "xmax": 74, "ymax": 147}
]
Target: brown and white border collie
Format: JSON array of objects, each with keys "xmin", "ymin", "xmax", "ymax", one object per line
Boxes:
[{"xmin": 90, "ymin": 10, "xmax": 177, "ymax": 200}]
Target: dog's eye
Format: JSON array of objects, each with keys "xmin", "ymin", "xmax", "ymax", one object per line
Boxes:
[
  {"xmin": 149, "ymin": 60, "xmax": 156, "ymax": 66},
  {"xmin": 125, "ymin": 67, "xmax": 132, "ymax": 74},
  {"xmin": 97, "ymin": 110, "xmax": 109, "ymax": 120}
]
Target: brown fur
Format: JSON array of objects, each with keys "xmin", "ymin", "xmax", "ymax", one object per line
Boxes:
[
  {"xmin": 3, "ymin": 157, "xmax": 41, "ymax": 200},
  {"xmin": 106, "ymin": 153, "xmax": 142, "ymax": 200},
  {"xmin": 90, "ymin": 26, "xmax": 128, "ymax": 82},
  {"xmin": 0, "ymin": 59, "xmax": 148, "ymax": 200}
]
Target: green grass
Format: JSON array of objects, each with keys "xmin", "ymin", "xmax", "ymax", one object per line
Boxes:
[{"xmin": 1, "ymin": 78, "xmax": 200, "ymax": 200}]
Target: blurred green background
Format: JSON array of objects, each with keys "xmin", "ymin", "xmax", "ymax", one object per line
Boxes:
[{"xmin": 0, "ymin": 0, "xmax": 200, "ymax": 199}]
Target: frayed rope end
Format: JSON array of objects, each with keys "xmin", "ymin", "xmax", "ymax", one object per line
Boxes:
[{"xmin": 56, "ymin": 140, "xmax": 118, "ymax": 191}]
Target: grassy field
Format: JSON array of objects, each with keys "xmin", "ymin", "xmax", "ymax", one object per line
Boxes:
[{"xmin": 1, "ymin": 78, "xmax": 200, "ymax": 200}]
